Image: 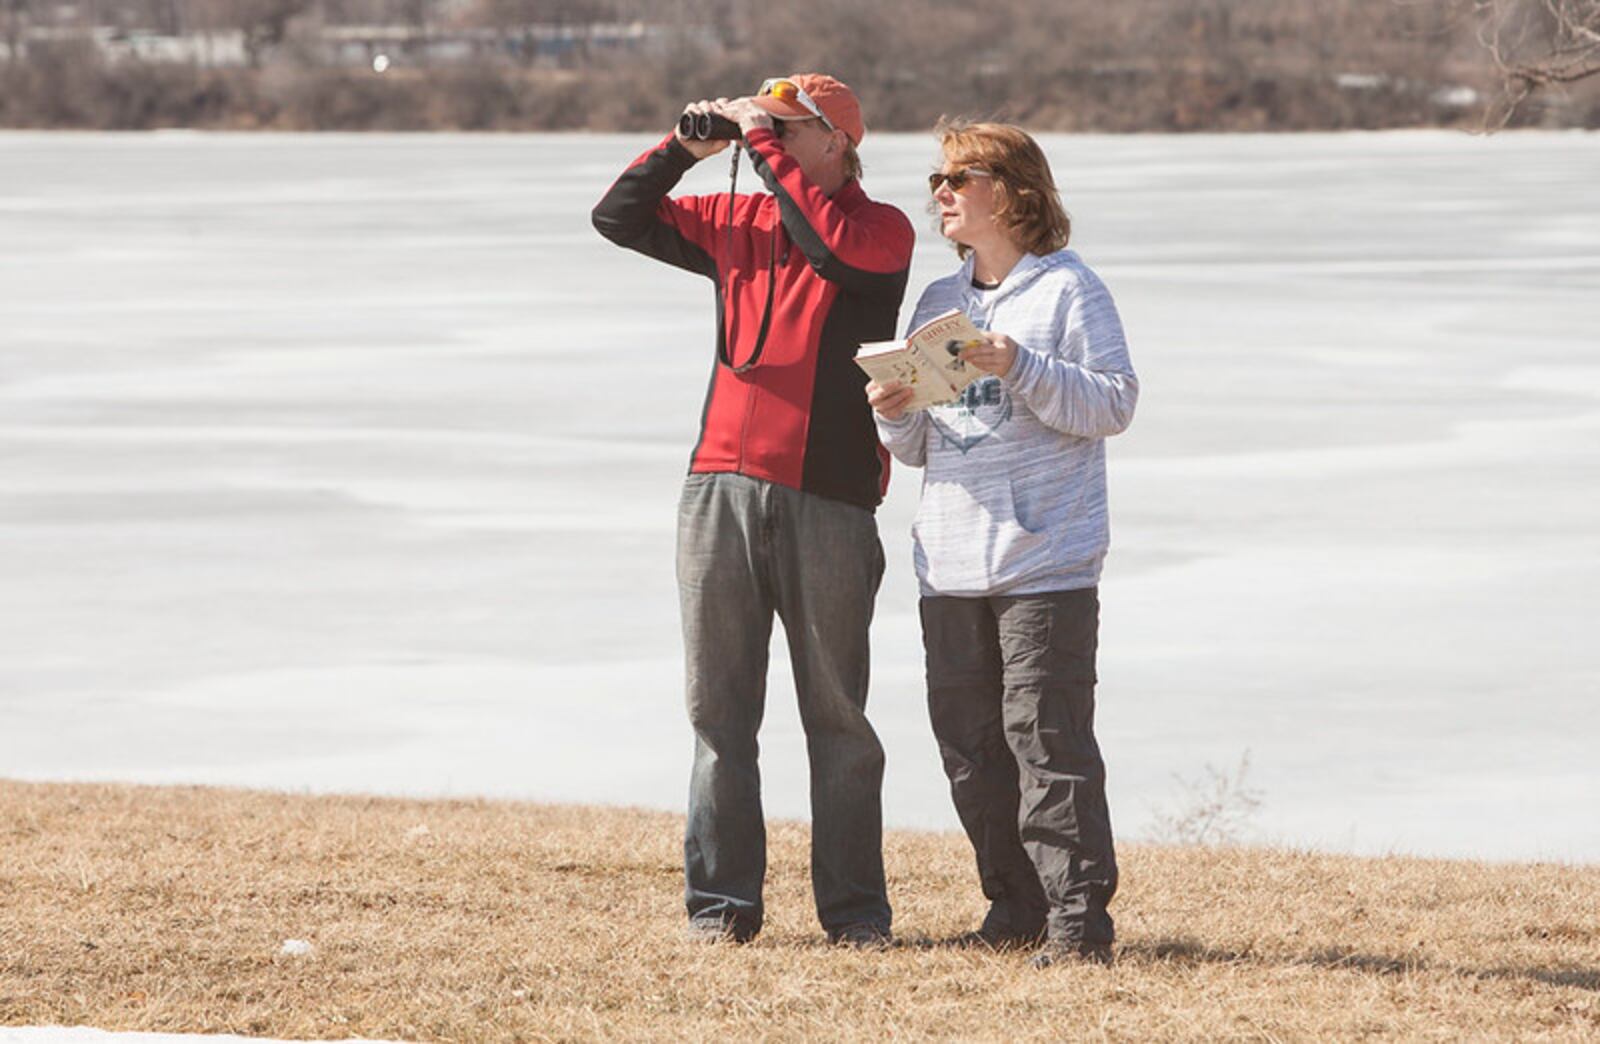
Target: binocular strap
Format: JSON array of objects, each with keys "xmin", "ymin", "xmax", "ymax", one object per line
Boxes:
[{"xmin": 716, "ymin": 147, "xmax": 776, "ymax": 375}]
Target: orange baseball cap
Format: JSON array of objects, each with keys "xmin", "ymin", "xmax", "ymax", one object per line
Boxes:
[{"xmin": 752, "ymin": 73, "xmax": 866, "ymax": 146}]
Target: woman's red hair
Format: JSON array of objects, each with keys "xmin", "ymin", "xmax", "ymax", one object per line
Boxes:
[{"xmin": 936, "ymin": 119, "xmax": 1071, "ymax": 259}]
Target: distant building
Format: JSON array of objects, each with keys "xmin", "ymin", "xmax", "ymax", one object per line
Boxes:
[
  {"xmin": 104, "ymin": 29, "xmax": 249, "ymax": 67},
  {"xmin": 0, "ymin": 21, "xmax": 707, "ymax": 69},
  {"xmin": 314, "ymin": 22, "xmax": 697, "ymax": 69},
  {"xmin": 0, "ymin": 26, "xmax": 246, "ymax": 66}
]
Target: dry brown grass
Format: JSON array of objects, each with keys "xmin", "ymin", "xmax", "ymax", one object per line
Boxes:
[{"xmin": 1, "ymin": 781, "xmax": 1597, "ymax": 1042}]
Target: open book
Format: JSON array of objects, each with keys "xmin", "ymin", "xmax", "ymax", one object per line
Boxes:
[{"xmin": 854, "ymin": 308, "xmax": 989, "ymax": 412}]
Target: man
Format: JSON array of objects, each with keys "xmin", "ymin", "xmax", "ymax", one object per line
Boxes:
[{"xmin": 591, "ymin": 75, "xmax": 914, "ymax": 945}]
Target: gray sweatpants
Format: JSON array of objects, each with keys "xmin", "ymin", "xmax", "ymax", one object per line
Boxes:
[
  {"xmin": 920, "ymin": 588, "xmax": 1118, "ymax": 947},
  {"xmin": 677, "ymin": 472, "xmax": 890, "ymax": 939}
]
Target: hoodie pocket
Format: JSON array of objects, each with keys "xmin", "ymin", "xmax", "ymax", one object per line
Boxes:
[{"xmin": 914, "ymin": 478, "xmax": 1053, "ymax": 595}]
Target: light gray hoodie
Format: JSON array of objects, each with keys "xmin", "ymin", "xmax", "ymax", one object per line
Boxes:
[{"xmin": 875, "ymin": 249, "xmax": 1138, "ymax": 596}]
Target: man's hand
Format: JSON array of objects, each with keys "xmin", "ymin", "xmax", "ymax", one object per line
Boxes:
[
  {"xmin": 675, "ymin": 97, "xmax": 776, "ymax": 160},
  {"xmin": 960, "ymin": 332, "xmax": 1019, "ymax": 377},
  {"xmin": 719, "ymin": 96, "xmax": 775, "ymax": 139},
  {"xmin": 676, "ymin": 98, "xmax": 735, "ymax": 160},
  {"xmin": 867, "ymin": 379, "xmax": 916, "ymax": 422}
]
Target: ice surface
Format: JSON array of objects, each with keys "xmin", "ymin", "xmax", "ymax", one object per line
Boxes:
[{"xmin": 2, "ymin": 130, "xmax": 1596, "ymax": 861}]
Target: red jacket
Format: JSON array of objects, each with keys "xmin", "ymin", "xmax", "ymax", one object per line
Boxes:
[{"xmin": 593, "ymin": 130, "xmax": 914, "ymax": 510}]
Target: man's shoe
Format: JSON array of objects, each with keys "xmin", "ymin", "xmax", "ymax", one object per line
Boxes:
[
  {"xmin": 686, "ymin": 917, "xmax": 754, "ymax": 944},
  {"xmin": 827, "ymin": 922, "xmax": 893, "ymax": 949},
  {"xmin": 1030, "ymin": 940, "xmax": 1114, "ymax": 968}
]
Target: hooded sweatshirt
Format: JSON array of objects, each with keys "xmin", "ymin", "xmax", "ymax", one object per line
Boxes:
[{"xmin": 875, "ymin": 250, "xmax": 1138, "ymax": 596}]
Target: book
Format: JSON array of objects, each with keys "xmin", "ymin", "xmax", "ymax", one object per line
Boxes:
[{"xmin": 854, "ymin": 308, "xmax": 989, "ymax": 412}]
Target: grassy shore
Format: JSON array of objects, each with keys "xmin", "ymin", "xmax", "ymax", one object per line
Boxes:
[{"xmin": 1, "ymin": 781, "xmax": 1596, "ymax": 1041}]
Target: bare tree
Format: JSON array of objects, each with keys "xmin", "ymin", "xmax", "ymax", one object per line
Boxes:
[
  {"xmin": 1, "ymin": 0, "xmax": 27, "ymax": 63},
  {"xmin": 241, "ymin": 0, "xmax": 311, "ymax": 68},
  {"xmin": 188, "ymin": 0, "xmax": 311, "ymax": 67},
  {"xmin": 1459, "ymin": 0, "xmax": 1600, "ymax": 124}
]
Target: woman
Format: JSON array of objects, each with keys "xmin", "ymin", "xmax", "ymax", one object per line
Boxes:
[{"xmin": 868, "ymin": 121, "xmax": 1138, "ymax": 967}]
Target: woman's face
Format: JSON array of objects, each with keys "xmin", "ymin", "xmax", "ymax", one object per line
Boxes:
[{"xmin": 931, "ymin": 156, "xmax": 999, "ymax": 249}]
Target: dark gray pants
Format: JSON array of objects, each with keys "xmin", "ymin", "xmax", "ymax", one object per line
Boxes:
[
  {"xmin": 677, "ymin": 472, "xmax": 889, "ymax": 940},
  {"xmin": 920, "ymin": 588, "xmax": 1117, "ymax": 947}
]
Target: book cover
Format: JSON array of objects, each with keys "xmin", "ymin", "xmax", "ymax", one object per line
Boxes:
[{"xmin": 855, "ymin": 308, "xmax": 988, "ymax": 412}]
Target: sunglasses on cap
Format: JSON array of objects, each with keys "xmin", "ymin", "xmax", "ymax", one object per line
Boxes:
[
  {"xmin": 928, "ymin": 168, "xmax": 994, "ymax": 194},
  {"xmin": 759, "ymin": 77, "xmax": 836, "ymax": 133}
]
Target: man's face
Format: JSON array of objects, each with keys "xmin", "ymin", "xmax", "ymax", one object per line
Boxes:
[{"xmin": 775, "ymin": 117, "xmax": 842, "ymax": 189}]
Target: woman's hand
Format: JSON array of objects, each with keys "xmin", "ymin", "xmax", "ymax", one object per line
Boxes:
[
  {"xmin": 960, "ymin": 332, "xmax": 1019, "ymax": 377},
  {"xmin": 867, "ymin": 379, "xmax": 916, "ymax": 421}
]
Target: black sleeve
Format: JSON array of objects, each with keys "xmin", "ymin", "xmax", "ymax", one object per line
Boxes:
[{"xmin": 592, "ymin": 135, "xmax": 721, "ymax": 280}]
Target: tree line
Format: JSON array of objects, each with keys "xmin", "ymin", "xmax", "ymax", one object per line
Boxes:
[{"xmin": 1, "ymin": 0, "xmax": 1596, "ymax": 131}]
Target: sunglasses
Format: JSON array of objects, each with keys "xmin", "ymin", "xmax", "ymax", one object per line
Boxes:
[
  {"xmin": 759, "ymin": 77, "xmax": 836, "ymax": 133},
  {"xmin": 771, "ymin": 117, "xmax": 821, "ymax": 140},
  {"xmin": 928, "ymin": 168, "xmax": 994, "ymax": 194}
]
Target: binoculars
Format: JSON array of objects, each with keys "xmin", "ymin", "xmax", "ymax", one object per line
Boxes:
[{"xmin": 679, "ymin": 111, "xmax": 742, "ymax": 141}]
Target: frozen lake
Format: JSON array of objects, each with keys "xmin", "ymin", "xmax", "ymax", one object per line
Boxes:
[{"xmin": 2, "ymin": 130, "xmax": 1597, "ymax": 862}]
